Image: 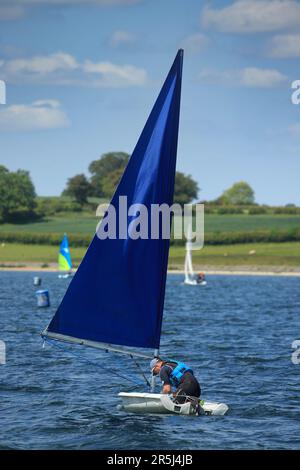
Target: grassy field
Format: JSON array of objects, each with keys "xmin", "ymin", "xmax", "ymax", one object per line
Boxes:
[
  {"xmin": 168, "ymin": 242, "xmax": 300, "ymax": 268},
  {"xmin": 0, "ymin": 243, "xmax": 86, "ymax": 264},
  {"xmin": 0, "ymin": 212, "xmax": 299, "ymax": 268},
  {"xmin": 0, "ymin": 213, "xmax": 97, "ymax": 235},
  {"xmin": 1, "ymin": 241, "xmax": 299, "ymax": 268},
  {"xmin": 0, "ymin": 213, "xmax": 299, "ymax": 235}
]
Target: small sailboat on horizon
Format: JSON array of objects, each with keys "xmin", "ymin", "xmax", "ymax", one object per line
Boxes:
[
  {"xmin": 184, "ymin": 228, "xmax": 207, "ymax": 286},
  {"xmin": 58, "ymin": 234, "xmax": 73, "ymax": 279},
  {"xmin": 42, "ymin": 50, "xmax": 227, "ymax": 416}
]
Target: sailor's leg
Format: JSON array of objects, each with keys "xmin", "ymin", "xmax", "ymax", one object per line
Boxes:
[
  {"xmin": 174, "ymin": 377, "xmax": 201, "ymax": 404},
  {"xmin": 174, "ymin": 387, "xmax": 187, "ymax": 404}
]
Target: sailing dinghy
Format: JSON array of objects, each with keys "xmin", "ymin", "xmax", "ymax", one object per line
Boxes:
[
  {"xmin": 58, "ymin": 234, "xmax": 73, "ymax": 279},
  {"xmin": 42, "ymin": 50, "xmax": 228, "ymax": 416},
  {"xmin": 184, "ymin": 234, "xmax": 207, "ymax": 286}
]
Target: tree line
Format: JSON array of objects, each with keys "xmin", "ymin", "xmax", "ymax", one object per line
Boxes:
[
  {"xmin": 63, "ymin": 152, "xmax": 259, "ymax": 208},
  {"xmin": 63, "ymin": 152, "xmax": 199, "ymax": 206},
  {"xmin": 0, "ymin": 152, "xmax": 199, "ymax": 223},
  {"xmin": 1, "ymin": 152, "xmax": 297, "ymax": 224}
]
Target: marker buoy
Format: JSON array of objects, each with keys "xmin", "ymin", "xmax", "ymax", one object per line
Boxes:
[
  {"xmin": 35, "ymin": 289, "xmax": 50, "ymax": 308},
  {"xmin": 33, "ymin": 276, "xmax": 41, "ymax": 286}
]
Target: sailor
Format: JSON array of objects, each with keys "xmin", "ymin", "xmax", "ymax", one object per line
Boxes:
[
  {"xmin": 150, "ymin": 357, "xmax": 201, "ymax": 405},
  {"xmin": 197, "ymin": 272, "xmax": 205, "ymax": 283}
]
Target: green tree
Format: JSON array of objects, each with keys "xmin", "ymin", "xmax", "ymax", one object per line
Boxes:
[
  {"xmin": 65, "ymin": 153, "xmax": 199, "ymax": 206},
  {"xmin": 0, "ymin": 166, "xmax": 36, "ymax": 222},
  {"xmin": 174, "ymin": 172, "xmax": 199, "ymax": 205},
  {"xmin": 101, "ymin": 167, "xmax": 125, "ymax": 199},
  {"xmin": 220, "ymin": 181, "xmax": 255, "ymax": 205},
  {"xmin": 99, "ymin": 167, "xmax": 199, "ymax": 203},
  {"xmin": 64, "ymin": 174, "xmax": 91, "ymax": 205},
  {"xmin": 89, "ymin": 152, "xmax": 129, "ymax": 197}
]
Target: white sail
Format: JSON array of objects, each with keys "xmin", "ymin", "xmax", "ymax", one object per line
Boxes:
[
  {"xmin": 184, "ymin": 243, "xmax": 196, "ymax": 284},
  {"xmin": 184, "ymin": 224, "xmax": 206, "ymax": 286}
]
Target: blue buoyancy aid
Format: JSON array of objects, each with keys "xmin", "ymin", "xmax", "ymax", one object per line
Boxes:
[{"xmin": 168, "ymin": 361, "xmax": 193, "ymax": 387}]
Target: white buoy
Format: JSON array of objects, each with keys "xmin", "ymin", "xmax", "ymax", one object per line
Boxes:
[
  {"xmin": 35, "ymin": 289, "xmax": 50, "ymax": 308},
  {"xmin": 33, "ymin": 276, "xmax": 41, "ymax": 286}
]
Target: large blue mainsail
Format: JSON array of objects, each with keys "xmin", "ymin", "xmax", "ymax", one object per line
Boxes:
[{"xmin": 44, "ymin": 50, "xmax": 183, "ymax": 350}]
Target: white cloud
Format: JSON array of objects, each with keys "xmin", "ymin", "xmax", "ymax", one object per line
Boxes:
[
  {"xmin": 83, "ymin": 60, "xmax": 146, "ymax": 86},
  {"xmin": 0, "ymin": 52, "xmax": 148, "ymax": 87},
  {"xmin": 181, "ymin": 33, "xmax": 209, "ymax": 54},
  {"xmin": 202, "ymin": 0, "xmax": 300, "ymax": 33},
  {"xmin": 109, "ymin": 30, "xmax": 136, "ymax": 48},
  {"xmin": 0, "ymin": 99, "xmax": 70, "ymax": 131},
  {"xmin": 241, "ymin": 67, "xmax": 287, "ymax": 87},
  {"xmin": 199, "ymin": 67, "xmax": 287, "ymax": 87},
  {"xmin": 266, "ymin": 34, "xmax": 300, "ymax": 57},
  {"xmin": 32, "ymin": 99, "xmax": 61, "ymax": 108},
  {"xmin": 4, "ymin": 52, "xmax": 78, "ymax": 75}
]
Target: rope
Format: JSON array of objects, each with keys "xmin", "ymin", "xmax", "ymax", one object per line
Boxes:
[
  {"xmin": 43, "ymin": 337, "xmax": 146, "ymax": 387},
  {"xmin": 130, "ymin": 354, "xmax": 151, "ymax": 387}
]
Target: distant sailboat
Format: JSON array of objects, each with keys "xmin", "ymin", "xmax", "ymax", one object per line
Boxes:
[
  {"xmin": 42, "ymin": 50, "xmax": 227, "ymax": 416},
  {"xmin": 58, "ymin": 234, "xmax": 73, "ymax": 279},
  {"xmin": 184, "ymin": 227, "xmax": 207, "ymax": 286}
]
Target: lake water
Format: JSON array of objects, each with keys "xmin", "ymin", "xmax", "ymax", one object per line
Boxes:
[{"xmin": 0, "ymin": 271, "xmax": 299, "ymax": 450}]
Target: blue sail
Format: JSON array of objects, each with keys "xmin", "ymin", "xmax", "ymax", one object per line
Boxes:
[{"xmin": 45, "ymin": 50, "xmax": 183, "ymax": 350}]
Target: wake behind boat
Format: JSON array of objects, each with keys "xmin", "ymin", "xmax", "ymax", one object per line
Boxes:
[{"xmin": 42, "ymin": 50, "xmax": 228, "ymax": 417}]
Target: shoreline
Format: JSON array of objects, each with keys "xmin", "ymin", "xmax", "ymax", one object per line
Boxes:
[
  {"xmin": 1, "ymin": 263, "xmax": 300, "ymax": 276},
  {"xmin": 168, "ymin": 270, "xmax": 300, "ymax": 277}
]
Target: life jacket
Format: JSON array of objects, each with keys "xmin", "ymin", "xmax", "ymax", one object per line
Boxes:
[{"xmin": 165, "ymin": 361, "xmax": 193, "ymax": 387}]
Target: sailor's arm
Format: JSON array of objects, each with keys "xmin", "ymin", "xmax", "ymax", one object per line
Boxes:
[
  {"xmin": 162, "ymin": 383, "xmax": 171, "ymax": 394},
  {"xmin": 159, "ymin": 366, "xmax": 172, "ymax": 394}
]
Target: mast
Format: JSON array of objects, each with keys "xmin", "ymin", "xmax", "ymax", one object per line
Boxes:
[{"xmin": 150, "ymin": 348, "xmax": 160, "ymax": 392}]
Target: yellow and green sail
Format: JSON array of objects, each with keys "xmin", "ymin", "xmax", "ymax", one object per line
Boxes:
[{"xmin": 58, "ymin": 234, "xmax": 72, "ymax": 271}]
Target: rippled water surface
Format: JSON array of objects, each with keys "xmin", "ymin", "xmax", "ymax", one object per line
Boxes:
[{"xmin": 0, "ymin": 271, "xmax": 299, "ymax": 449}]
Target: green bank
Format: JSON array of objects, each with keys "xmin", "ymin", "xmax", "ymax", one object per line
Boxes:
[
  {"xmin": 0, "ymin": 213, "xmax": 300, "ymax": 234},
  {"xmin": 0, "ymin": 241, "xmax": 299, "ymax": 268}
]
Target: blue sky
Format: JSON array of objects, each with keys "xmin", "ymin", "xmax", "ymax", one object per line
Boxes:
[{"xmin": 0, "ymin": 0, "xmax": 300, "ymax": 205}]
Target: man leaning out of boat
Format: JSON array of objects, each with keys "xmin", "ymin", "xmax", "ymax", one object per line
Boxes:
[{"xmin": 150, "ymin": 357, "xmax": 201, "ymax": 405}]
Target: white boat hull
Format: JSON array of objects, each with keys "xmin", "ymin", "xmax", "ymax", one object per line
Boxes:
[
  {"xmin": 184, "ymin": 279, "xmax": 207, "ymax": 286},
  {"xmin": 58, "ymin": 273, "xmax": 73, "ymax": 279},
  {"xmin": 118, "ymin": 392, "xmax": 228, "ymax": 416}
]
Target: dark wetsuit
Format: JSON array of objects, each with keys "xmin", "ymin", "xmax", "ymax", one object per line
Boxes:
[{"xmin": 159, "ymin": 361, "xmax": 201, "ymax": 404}]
